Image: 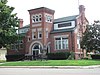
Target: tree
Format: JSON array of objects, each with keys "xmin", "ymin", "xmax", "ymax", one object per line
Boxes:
[
  {"xmin": 81, "ymin": 21, "xmax": 100, "ymax": 53},
  {"xmin": 0, "ymin": 0, "xmax": 19, "ymax": 49}
]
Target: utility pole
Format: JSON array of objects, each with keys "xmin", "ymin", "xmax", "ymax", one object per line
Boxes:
[{"xmin": 78, "ymin": 0, "xmax": 80, "ymax": 7}]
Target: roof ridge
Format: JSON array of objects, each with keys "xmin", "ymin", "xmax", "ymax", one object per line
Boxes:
[{"xmin": 54, "ymin": 15, "xmax": 79, "ymax": 20}]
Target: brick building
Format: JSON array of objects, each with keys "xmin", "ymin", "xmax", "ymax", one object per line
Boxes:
[{"xmin": 6, "ymin": 5, "xmax": 88, "ymax": 60}]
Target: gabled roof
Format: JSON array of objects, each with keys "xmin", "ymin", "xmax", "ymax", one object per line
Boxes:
[
  {"xmin": 54, "ymin": 15, "xmax": 79, "ymax": 23},
  {"xmin": 19, "ymin": 24, "xmax": 30, "ymax": 29}
]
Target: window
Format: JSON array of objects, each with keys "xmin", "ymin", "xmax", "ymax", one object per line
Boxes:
[
  {"xmin": 55, "ymin": 38, "xmax": 61, "ymax": 50},
  {"xmin": 58, "ymin": 22, "xmax": 71, "ymax": 28},
  {"xmin": 32, "ymin": 29, "xmax": 36, "ymax": 40},
  {"xmin": 11, "ymin": 43, "xmax": 18, "ymax": 50},
  {"xmin": 55, "ymin": 37, "xmax": 68, "ymax": 50},
  {"xmin": 77, "ymin": 37, "xmax": 80, "ymax": 49},
  {"xmin": 19, "ymin": 40, "xmax": 23, "ymax": 49},
  {"xmin": 32, "ymin": 14, "xmax": 42, "ymax": 23},
  {"xmin": 32, "ymin": 32, "xmax": 36, "ymax": 39},
  {"xmin": 45, "ymin": 15, "xmax": 52, "ymax": 23},
  {"xmin": 62, "ymin": 37, "xmax": 68, "ymax": 49},
  {"xmin": 27, "ymin": 36, "xmax": 30, "ymax": 42},
  {"xmin": 11, "ymin": 44, "xmax": 16, "ymax": 50},
  {"xmin": 38, "ymin": 31, "xmax": 42, "ymax": 39},
  {"xmin": 11, "ymin": 40, "xmax": 23, "ymax": 50}
]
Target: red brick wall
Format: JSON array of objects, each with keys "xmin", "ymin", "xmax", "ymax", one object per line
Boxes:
[
  {"xmin": 19, "ymin": 19, "xmax": 23, "ymax": 28},
  {"xmin": 26, "ymin": 7, "xmax": 55, "ymax": 53}
]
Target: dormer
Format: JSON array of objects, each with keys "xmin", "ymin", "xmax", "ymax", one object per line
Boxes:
[{"xmin": 53, "ymin": 15, "xmax": 78, "ymax": 30}]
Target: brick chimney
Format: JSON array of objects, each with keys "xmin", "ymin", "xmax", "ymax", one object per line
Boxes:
[
  {"xmin": 79, "ymin": 5, "xmax": 85, "ymax": 15},
  {"xmin": 19, "ymin": 19, "xmax": 23, "ymax": 28}
]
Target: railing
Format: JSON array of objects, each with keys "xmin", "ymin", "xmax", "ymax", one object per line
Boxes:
[{"xmin": 24, "ymin": 54, "xmax": 47, "ymax": 61}]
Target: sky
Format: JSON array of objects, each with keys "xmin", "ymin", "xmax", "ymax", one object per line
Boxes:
[{"xmin": 7, "ymin": 0, "xmax": 100, "ymax": 26}]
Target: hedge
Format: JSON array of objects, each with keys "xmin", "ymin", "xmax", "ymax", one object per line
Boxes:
[
  {"xmin": 6, "ymin": 54, "xmax": 25, "ymax": 61},
  {"xmin": 47, "ymin": 52, "xmax": 70, "ymax": 60},
  {"xmin": 91, "ymin": 54, "xmax": 100, "ymax": 59}
]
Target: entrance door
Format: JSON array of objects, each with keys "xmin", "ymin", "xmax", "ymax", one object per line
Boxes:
[
  {"xmin": 32, "ymin": 44, "xmax": 41, "ymax": 60},
  {"xmin": 33, "ymin": 50, "xmax": 39, "ymax": 56}
]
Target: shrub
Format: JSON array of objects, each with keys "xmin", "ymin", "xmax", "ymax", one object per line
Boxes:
[
  {"xmin": 47, "ymin": 52, "xmax": 70, "ymax": 60},
  {"xmin": 0, "ymin": 60, "xmax": 6, "ymax": 63},
  {"xmin": 6, "ymin": 54, "xmax": 25, "ymax": 61},
  {"xmin": 91, "ymin": 54, "xmax": 100, "ymax": 59},
  {"xmin": 82, "ymin": 57, "xmax": 90, "ymax": 60},
  {"xmin": 67, "ymin": 52, "xmax": 75, "ymax": 60}
]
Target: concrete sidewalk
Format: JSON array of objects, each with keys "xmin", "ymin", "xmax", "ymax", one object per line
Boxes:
[{"xmin": 0, "ymin": 65, "xmax": 100, "ymax": 69}]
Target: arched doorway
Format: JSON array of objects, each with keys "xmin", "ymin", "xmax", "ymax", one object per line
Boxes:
[
  {"xmin": 29, "ymin": 41, "xmax": 43, "ymax": 55},
  {"xmin": 32, "ymin": 44, "xmax": 41, "ymax": 59}
]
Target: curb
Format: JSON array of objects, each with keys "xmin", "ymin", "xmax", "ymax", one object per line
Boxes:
[{"xmin": 0, "ymin": 65, "xmax": 100, "ymax": 69}]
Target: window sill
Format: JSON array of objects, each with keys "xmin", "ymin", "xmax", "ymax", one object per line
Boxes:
[{"xmin": 55, "ymin": 48, "xmax": 69, "ymax": 50}]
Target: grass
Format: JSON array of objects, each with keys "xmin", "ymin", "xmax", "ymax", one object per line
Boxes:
[{"xmin": 0, "ymin": 60, "xmax": 100, "ymax": 66}]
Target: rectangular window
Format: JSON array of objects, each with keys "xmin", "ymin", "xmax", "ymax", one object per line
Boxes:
[
  {"xmin": 32, "ymin": 14, "xmax": 42, "ymax": 23},
  {"xmin": 11, "ymin": 44, "xmax": 18, "ymax": 50},
  {"xmin": 55, "ymin": 38, "xmax": 61, "ymax": 50},
  {"xmin": 19, "ymin": 40, "xmax": 23, "ymax": 49},
  {"xmin": 58, "ymin": 22, "xmax": 71, "ymax": 28},
  {"xmin": 27, "ymin": 36, "xmax": 30, "ymax": 42},
  {"xmin": 62, "ymin": 38, "xmax": 68, "ymax": 49},
  {"xmin": 39, "ymin": 14, "xmax": 42, "ymax": 21},
  {"xmin": 11, "ymin": 40, "xmax": 23, "ymax": 50},
  {"xmin": 77, "ymin": 37, "xmax": 80, "ymax": 49},
  {"xmin": 55, "ymin": 37, "xmax": 68, "ymax": 50},
  {"xmin": 38, "ymin": 31, "xmax": 42, "ymax": 39},
  {"xmin": 32, "ymin": 32, "xmax": 36, "ymax": 39},
  {"xmin": 32, "ymin": 16, "xmax": 35, "ymax": 22},
  {"xmin": 45, "ymin": 14, "xmax": 52, "ymax": 23}
]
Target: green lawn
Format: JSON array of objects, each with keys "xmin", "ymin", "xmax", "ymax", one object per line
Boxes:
[{"xmin": 0, "ymin": 60, "xmax": 100, "ymax": 66}]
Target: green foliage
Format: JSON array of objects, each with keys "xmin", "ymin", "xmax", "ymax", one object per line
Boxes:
[
  {"xmin": 81, "ymin": 22, "xmax": 100, "ymax": 52},
  {"xmin": 0, "ymin": 60, "xmax": 6, "ymax": 63},
  {"xmin": 47, "ymin": 52, "xmax": 70, "ymax": 60},
  {"xmin": 6, "ymin": 54, "xmax": 25, "ymax": 61},
  {"xmin": 0, "ymin": 0, "xmax": 19, "ymax": 49},
  {"xmin": 91, "ymin": 54, "xmax": 100, "ymax": 60},
  {"xmin": 67, "ymin": 52, "xmax": 75, "ymax": 60}
]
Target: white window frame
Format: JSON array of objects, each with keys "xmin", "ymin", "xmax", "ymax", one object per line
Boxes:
[
  {"xmin": 54, "ymin": 35, "xmax": 69, "ymax": 50},
  {"xmin": 27, "ymin": 36, "xmax": 30, "ymax": 42},
  {"xmin": 54, "ymin": 21, "xmax": 75, "ymax": 30},
  {"xmin": 19, "ymin": 40, "xmax": 23, "ymax": 49},
  {"xmin": 77, "ymin": 36, "xmax": 81, "ymax": 49},
  {"xmin": 32, "ymin": 29, "xmax": 36, "ymax": 40},
  {"xmin": 38, "ymin": 31, "xmax": 42, "ymax": 39},
  {"xmin": 45, "ymin": 13, "xmax": 52, "ymax": 23},
  {"xmin": 32, "ymin": 14, "xmax": 42, "ymax": 23},
  {"xmin": 32, "ymin": 32, "xmax": 36, "ymax": 40}
]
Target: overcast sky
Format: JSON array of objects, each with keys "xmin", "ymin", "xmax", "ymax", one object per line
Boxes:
[{"xmin": 7, "ymin": 0, "xmax": 100, "ymax": 25}]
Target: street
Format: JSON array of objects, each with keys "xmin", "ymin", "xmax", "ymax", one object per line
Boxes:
[{"xmin": 0, "ymin": 68, "xmax": 100, "ymax": 75}]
